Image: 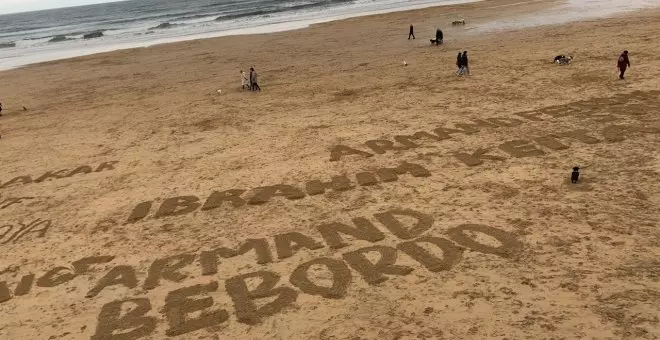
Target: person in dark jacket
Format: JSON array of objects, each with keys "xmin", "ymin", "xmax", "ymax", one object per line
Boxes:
[
  {"xmin": 455, "ymin": 52, "xmax": 462, "ymax": 74},
  {"xmin": 459, "ymin": 51, "xmax": 469, "ymax": 75},
  {"xmin": 617, "ymin": 50, "xmax": 630, "ymax": 79},
  {"xmin": 435, "ymin": 29, "xmax": 443, "ymax": 45},
  {"xmin": 250, "ymin": 67, "xmax": 260, "ymax": 92},
  {"xmin": 408, "ymin": 25, "xmax": 415, "ymax": 40}
]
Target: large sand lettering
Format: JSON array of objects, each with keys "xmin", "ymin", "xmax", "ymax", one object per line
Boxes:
[
  {"xmin": 126, "ymin": 161, "xmax": 431, "ymax": 222},
  {"xmin": 87, "ymin": 208, "xmax": 523, "ymax": 339},
  {"xmin": 329, "ymin": 91, "xmax": 660, "ymax": 164},
  {"xmin": 0, "ymin": 218, "xmax": 51, "ymax": 246},
  {"xmin": 0, "ymin": 196, "xmax": 34, "ymax": 210},
  {"xmin": 0, "ymin": 208, "xmax": 522, "ymax": 338},
  {"xmin": 0, "ymin": 161, "xmax": 119, "ymax": 190}
]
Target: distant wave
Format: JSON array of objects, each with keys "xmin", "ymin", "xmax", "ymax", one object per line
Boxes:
[
  {"xmin": 83, "ymin": 30, "xmax": 105, "ymax": 39},
  {"xmin": 215, "ymin": 0, "xmax": 354, "ymax": 22},
  {"xmin": 48, "ymin": 35, "xmax": 72, "ymax": 43},
  {"xmin": 148, "ymin": 22, "xmax": 184, "ymax": 30},
  {"xmin": 0, "ymin": 42, "xmax": 16, "ymax": 49},
  {"xmin": 95, "ymin": 11, "xmax": 199, "ymax": 28},
  {"xmin": 172, "ymin": 13, "xmax": 222, "ymax": 22}
]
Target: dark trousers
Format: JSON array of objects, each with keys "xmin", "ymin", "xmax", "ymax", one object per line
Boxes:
[
  {"xmin": 408, "ymin": 32, "xmax": 415, "ymax": 39},
  {"xmin": 619, "ymin": 67, "xmax": 627, "ymax": 79}
]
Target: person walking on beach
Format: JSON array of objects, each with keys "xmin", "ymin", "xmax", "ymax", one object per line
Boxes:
[
  {"xmin": 250, "ymin": 67, "xmax": 261, "ymax": 92},
  {"xmin": 617, "ymin": 50, "xmax": 630, "ymax": 79},
  {"xmin": 241, "ymin": 70, "xmax": 249, "ymax": 90},
  {"xmin": 408, "ymin": 24, "xmax": 415, "ymax": 40},
  {"xmin": 455, "ymin": 52, "xmax": 463, "ymax": 74},
  {"xmin": 436, "ymin": 29, "xmax": 443, "ymax": 45},
  {"xmin": 459, "ymin": 51, "xmax": 469, "ymax": 75}
]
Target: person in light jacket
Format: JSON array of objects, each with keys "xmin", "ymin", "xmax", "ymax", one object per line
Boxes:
[{"xmin": 241, "ymin": 70, "xmax": 249, "ymax": 90}]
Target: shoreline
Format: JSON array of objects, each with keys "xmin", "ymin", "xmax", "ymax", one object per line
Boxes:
[
  {"xmin": 1, "ymin": 0, "xmax": 483, "ymax": 71},
  {"xmin": 2, "ymin": 0, "xmax": 657, "ymax": 71}
]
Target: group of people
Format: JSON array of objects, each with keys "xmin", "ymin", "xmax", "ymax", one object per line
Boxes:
[
  {"xmin": 240, "ymin": 67, "xmax": 260, "ymax": 92},
  {"xmin": 407, "ymin": 23, "xmax": 631, "ymax": 81},
  {"xmin": 455, "ymin": 51, "xmax": 469, "ymax": 76},
  {"xmin": 408, "ymin": 25, "xmax": 443, "ymax": 45},
  {"xmin": 553, "ymin": 50, "xmax": 631, "ymax": 79}
]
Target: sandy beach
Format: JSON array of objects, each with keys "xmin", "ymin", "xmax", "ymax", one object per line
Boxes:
[{"xmin": 1, "ymin": 0, "xmax": 659, "ymax": 339}]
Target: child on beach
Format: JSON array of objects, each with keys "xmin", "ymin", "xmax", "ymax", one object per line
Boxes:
[{"xmin": 241, "ymin": 70, "xmax": 249, "ymax": 90}]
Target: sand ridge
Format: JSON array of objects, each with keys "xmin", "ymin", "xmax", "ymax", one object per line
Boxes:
[{"xmin": 1, "ymin": 0, "xmax": 660, "ymax": 339}]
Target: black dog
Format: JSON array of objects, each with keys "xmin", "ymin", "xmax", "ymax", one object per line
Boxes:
[{"xmin": 571, "ymin": 167, "xmax": 580, "ymax": 183}]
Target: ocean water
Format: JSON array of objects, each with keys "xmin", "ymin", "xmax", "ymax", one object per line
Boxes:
[
  {"xmin": 0, "ymin": 0, "xmax": 658, "ymax": 70},
  {"xmin": 0, "ymin": 0, "xmax": 478, "ymax": 70}
]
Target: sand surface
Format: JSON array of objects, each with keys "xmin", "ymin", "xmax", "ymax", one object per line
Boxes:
[{"xmin": 1, "ymin": 0, "xmax": 659, "ymax": 339}]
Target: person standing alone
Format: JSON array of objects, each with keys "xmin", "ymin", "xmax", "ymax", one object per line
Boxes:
[
  {"xmin": 435, "ymin": 29, "xmax": 443, "ymax": 45},
  {"xmin": 408, "ymin": 24, "xmax": 415, "ymax": 40},
  {"xmin": 617, "ymin": 50, "xmax": 630, "ymax": 79}
]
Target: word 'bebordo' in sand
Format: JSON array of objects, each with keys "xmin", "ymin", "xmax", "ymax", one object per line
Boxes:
[
  {"xmin": 0, "ymin": 209, "xmax": 522, "ymax": 338},
  {"xmin": 0, "ymin": 218, "xmax": 51, "ymax": 246},
  {"xmin": 94, "ymin": 208, "xmax": 519, "ymax": 339},
  {"xmin": 126, "ymin": 161, "xmax": 431, "ymax": 222},
  {"xmin": 0, "ymin": 161, "xmax": 119, "ymax": 189}
]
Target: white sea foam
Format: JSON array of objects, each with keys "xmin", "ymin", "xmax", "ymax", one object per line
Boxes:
[{"xmin": 472, "ymin": 0, "xmax": 659, "ymax": 32}]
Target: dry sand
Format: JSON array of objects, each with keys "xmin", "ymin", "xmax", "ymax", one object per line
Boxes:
[{"xmin": 1, "ymin": 0, "xmax": 659, "ymax": 339}]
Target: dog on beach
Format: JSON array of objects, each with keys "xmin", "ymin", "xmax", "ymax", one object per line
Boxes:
[
  {"xmin": 452, "ymin": 20, "xmax": 466, "ymax": 26},
  {"xmin": 554, "ymin": 55, "xmax": 573, "ymax": 65},
  {"xmin": 571, "ymin": 167, "xmax": 580, "ymax": 183}
]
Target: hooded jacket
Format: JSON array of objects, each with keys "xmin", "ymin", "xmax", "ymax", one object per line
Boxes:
[{"xmin": 618, "ymin": 53, "xmax": 630, "ymax": 69}]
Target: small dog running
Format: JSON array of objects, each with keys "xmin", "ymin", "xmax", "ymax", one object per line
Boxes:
[{"xmin": 571, "ymin": 167, "xmax": 580, "ymax": 183}]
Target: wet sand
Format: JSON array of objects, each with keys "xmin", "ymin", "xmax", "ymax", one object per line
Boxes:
[{"xmin": 0, "ymin": 0, "xmax": 659, "ymax": 339}]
